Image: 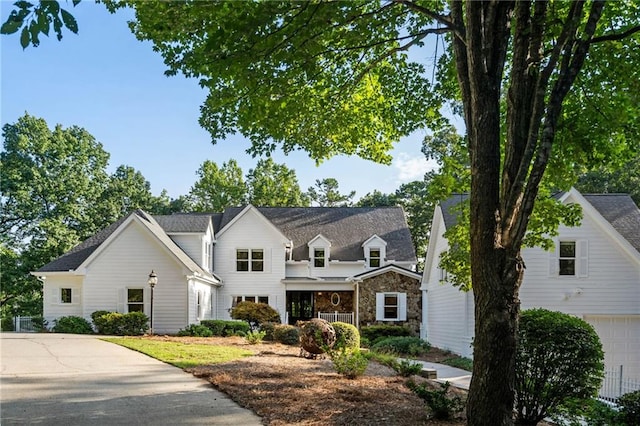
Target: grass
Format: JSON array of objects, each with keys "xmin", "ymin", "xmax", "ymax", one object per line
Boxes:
[
  {"xmin": 441, "ymin": 356, "xmax": 473, "ymax": 371},
  {"xmin": 102, "ymin": 337, "xmax": 254, "ymax": 368}
]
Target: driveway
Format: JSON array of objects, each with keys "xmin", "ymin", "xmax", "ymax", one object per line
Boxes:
[{"xmin": 0, "ymin": 333, "xmax": 262, "ymax": 425}]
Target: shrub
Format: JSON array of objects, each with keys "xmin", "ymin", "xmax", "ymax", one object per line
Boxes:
[
  {"xmin": 441, "ymin": 356, "xmax": 473, "ymax": 372},
  {"xmin": 91, "ymin": 310, "xmax": 111, "ymax": 324},
  {"xmin": 550, "ymin": 398, "xmax": 624, "ymax": 426},
  {"xmin": 331, "ymin": 349, "xmax": 369, "ymax": 379},
  {"xmin": 245, "ymin": 330, "xmax": 266, "ymax": 344},
  {"xmin": 331, "ymin": 321, "xmax": 360, "ymax": 351},
  {"xmin": 515, "ymin": 308, "xmax": 604, "ymax": 425},
  {"xmin": 52, "ymin": 316, "xmax": 94, "ymax": 334},
  {"xmin": 92, "ymin": 311, "xmax": 149, "ymax": 335},
  {"xmin": 273, "ymin": 324, "xmax": 300, "ymax": 345},
  {"xmin": 361, "ymin": 325, "xmax": 412, "ymax": 345},
  {"xmin": 230, "ymin": 302, "xmax": 281, "ymax": 330},
  {"xmin": 177, "ymin": 324, "xmax": 213, "ymax": 337},
  {"xmin": 618, "ymin": 390, "xmax": 640, "ymax": 425},
  {"xmin": 407, "ymin": 380, "xmax": 464, "ymax": 420},
  {"xmin": 366, "ymin": 351, "xmax": 399, "ymax": 369},
  {"xmin": 200, "ymin": 319, "xmax": 250, "ymax": 336},
  {"xmin": 394, "ymin": 359, "xmax": 424, "ymax": 377},
  {"xmin": 371, "ymin": 336, "xmax": 430, "ymax": 356},
  {"xmin": 360, "ymin": 336, "xmax": 371, "ymax": 348},
  {"xmin": 259, "ymin": 322, "xmax": 277, "ymax": 341}
]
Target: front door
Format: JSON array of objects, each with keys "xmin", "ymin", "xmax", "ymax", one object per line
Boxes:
[{"xmin": 286, "ymin": 291, "xmax": 314, "ymax": 325}]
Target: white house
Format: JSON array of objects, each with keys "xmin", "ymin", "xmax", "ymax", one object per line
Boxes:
[
  {"xmin": 421, "ymin": 188, "xmax": 640, "ymax": 384},
  {"xmin": 34, "ymin": 206, "xmax": 421, "ymax": 334}
]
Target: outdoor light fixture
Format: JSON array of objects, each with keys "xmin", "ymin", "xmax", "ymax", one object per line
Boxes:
[{"xmin": 148, "ymin": 270, "xmax": 157, "ymax": 334}]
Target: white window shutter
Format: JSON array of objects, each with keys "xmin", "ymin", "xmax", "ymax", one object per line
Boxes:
[
  {"xmin": 578, "ymin": 240, "xmax": 589, "ymax": 278},
  {"xmin": 51, "ymin": 287, "xmax": 59, "ymax": 304},
  {"xmin": 143, "ymin": 288, "xmax": 151, "ymax": 315},
  {"xmin": 117, "ymin": 288, "xmax": 126, "ymax": 313},
  {"xmin": 548, "ymin": 242, "xmax": 559, "ymax": 277},
  {"xmin": 72, "ymin": 289, "xmax": 80, "ymax": 305},
  {"xmin": 398, "ymin": 293, "xmax": 407, "ymax": 321},
  {"xmin": 264, "ymin": 248, "xmax": 271, "ymax": 272},
  {"xmin": 375, "ymin": 293, "xmax": 384, "ymax": 321}
]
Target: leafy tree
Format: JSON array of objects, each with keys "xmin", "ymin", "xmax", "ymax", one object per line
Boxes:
[
  {"xmin": 96, "ymin": 165, "xmax": 158, "ymax": 225},
  {"xmin": 357, "ymin": 190, "xmax": 397, "ymax": 208},
  {"xmin": 189, "ymin": 159, "xmax": 247, "ymax": 211},
  {"xmin": 307, "ymin": 178, "xmax": 355, "ymax": 207},
  {"xmin": 575, "ymin": 154, "xmax": 640, "ymax": 205},
  {"xmin": 7, "ymin": 2, "xmax": 639, "ymax": 423},
  {"xmin": 246, "ymin": 158, "xmax": 309, "ymax": 207}
]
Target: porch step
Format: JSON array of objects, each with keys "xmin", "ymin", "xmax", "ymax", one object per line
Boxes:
[{"xmin": 419, "ymin": 368, "xmax": 437, "ymax": 379}]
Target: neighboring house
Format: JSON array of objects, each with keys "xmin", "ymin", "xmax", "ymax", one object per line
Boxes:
[
  {"xmin": 34, "ymin": 206, "xmax": 421, "ymax": 334},
  {"xmin": 421, "ymin": 188, "xmax": 640, "ymax": 384}
]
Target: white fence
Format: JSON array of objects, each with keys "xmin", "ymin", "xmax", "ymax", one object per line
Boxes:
[
  {"xmin": 317, "ymin": 311, "xmax": 354, "ymax": 325},
  {"xmin": 598, "ymin": 365, "xmax": 640, "ymax": 402},
  {"xmin": 13, "ymin": 316, "xmax": 38, "ymax": 332}
]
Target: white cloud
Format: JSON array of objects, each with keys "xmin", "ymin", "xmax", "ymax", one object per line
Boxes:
[{"xmin": 392, "ymin": 153, "xmax": 438, "ymax": 182}]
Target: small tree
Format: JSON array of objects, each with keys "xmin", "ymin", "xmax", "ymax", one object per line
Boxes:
[
  {"xmin": 515, "ymin": 309, "xmax": 604, "ymax": 425},
  {"xmin": 230, "ymin": 301, "xmax": 280, "ymax": 330}
]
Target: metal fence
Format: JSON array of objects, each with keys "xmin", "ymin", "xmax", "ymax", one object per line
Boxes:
[
  {"xmin": 13, "ymin": 316, "xmax": 38, "ymax": 332},
  {"xmin": 598, "ymin": 365, "xmax": 640, "ymax": 402},
  {"xmin": 317, "ymin": 311, "xmax": 354, "ymax": 324}
]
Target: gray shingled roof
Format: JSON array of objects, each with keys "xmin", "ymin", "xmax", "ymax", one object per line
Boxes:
[
  {"xmin": 153, "ymin": 214, "xmax": 211, "ymax": 233},
  {"xmin": 219, "ymin": 207, "xmax": 417, "ymax": 262},
  {"xmin": 439, "ymin": 192, "xmax": 640, "ymax": 253},
  {"xmin": 583, "ymin": 194, "xmax": 640, "ymax": 252}
]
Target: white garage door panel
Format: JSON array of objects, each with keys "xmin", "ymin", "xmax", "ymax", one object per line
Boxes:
[{"xmin": 584, "ymin": 315, "xmax": 640, "ymax": 381}]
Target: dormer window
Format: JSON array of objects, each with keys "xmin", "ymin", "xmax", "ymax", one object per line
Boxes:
[
  {"xmin": 308, "ymin": 234, "xmax": 331, "ymax": 269},
  {"xmin": 369, "ymin": 249, "xmax": 381, "ymax": 268},
  {"xmin": 313, "ymin": 248, "xmax": 326, "ymax": 268},
  {"xmin": 363, "ymin": 235, "xmax": 387, "ymax": 269}
]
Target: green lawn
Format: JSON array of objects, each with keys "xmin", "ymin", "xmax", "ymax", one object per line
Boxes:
[{"xmin": 102, "ymin": 338, "xmax": 255, "ymax": 368}]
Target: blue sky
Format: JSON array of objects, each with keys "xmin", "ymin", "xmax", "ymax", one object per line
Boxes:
[{"xmin": 1, "ymin": 2, "xmax": 448, "ymax": 201}]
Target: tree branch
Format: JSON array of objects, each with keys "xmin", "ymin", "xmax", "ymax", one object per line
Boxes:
[{"xmin": 590, "ymin": 25, "xmax": 640, "ymax": 43}]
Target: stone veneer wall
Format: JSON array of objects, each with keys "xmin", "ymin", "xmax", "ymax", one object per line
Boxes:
[
  {"xmin": 314, "ymin": 291, "xmax": 354, "ymax": 316},
  {"xmin": 358, "ymin": 271, "xmax": 422, "ymax": 336}
]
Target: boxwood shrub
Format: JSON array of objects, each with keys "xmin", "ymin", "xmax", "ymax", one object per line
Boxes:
[
  {"xmin": 92, "ymin": 311, "xmax": 149, "ymax": 335},
  {"xmin": 371, "ymin": 336, "xmax": 430, "ymax": 356},
  {"xmin": 200, "ymin": 319, "xmax": 250, "ymax": 336},
  {"xmin": 177, "ymin": 324, "xmax": 213, "ymax": 337},
  {"xmin": 273, "ymin": 324, "xmax": 300, "ymax": 345},
  {"xmin": 361, "ymin": 325, "xmax": 412, "ymax": 345},
  {"xmin": 331, "ymin": 321, "xmax": 360, "ymax": 351},
  {"xmin": 53, "ymin": 316, "xmax": 94, "ymax": 334}
]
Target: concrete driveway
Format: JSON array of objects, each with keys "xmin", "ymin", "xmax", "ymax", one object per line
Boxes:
[{"xmin": 0, "ymin": 333, "xmax": 262, "ymax": 425}]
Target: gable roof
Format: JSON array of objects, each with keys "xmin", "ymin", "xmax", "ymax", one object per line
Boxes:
[
  {"xmin": 153, "ymin": 214, "xmax": 211, "ymax": 233},
  {"xmin": 36, "ymin": 211, "xmax": 217, "ymax": 276},
  {"xmin": 351, "ymin": 264, "xmax": 421, "ymax": 281},
  {"xmin": 218, "ymin": 206, "xmax": 416, "ymax": 262},
  {"xmin": 438, "ymin": 190, "xmax": 640, "ymax": 253}
]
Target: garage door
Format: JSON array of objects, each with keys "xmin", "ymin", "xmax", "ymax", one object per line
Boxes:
[{"xmin": 584, "ymin": 315, "xmax": 640, "ymax": 381}]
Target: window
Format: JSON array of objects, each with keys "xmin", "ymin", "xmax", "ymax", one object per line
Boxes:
[
  {"xmin": 236, "ymin": 249, "xmax": 264, "ymax": 272},
  {"xmin": 384, "ymin": 294, "xmax": 398, "ymax": 319},
  {"xmin": 232, "ymin": 295, "xmax": 269, "ymax": 307},
  {"xmin": 197, "ymin": 291, "xmax": 203, "ymax": 319},
  {"xmin": 375, "ymin": 292, "xmax": 407, "ymax": 321},
  {"xmin": 60, "ymin": 288, "xmax": 72, "ymax": 304},
  {"xmin": 559, "ymin": 241, "xmax": 576, "ymax": 276},
  {"xmin": 369, "ymin": 249, "xmax": 381, "ymax": 268},
  {"xmin": 313, "ymin": 248, "xmax": 326, "ymax": 268},
  {"xmin": 127, "ymin": 288, "xmax": 144, "ymax": 312}
]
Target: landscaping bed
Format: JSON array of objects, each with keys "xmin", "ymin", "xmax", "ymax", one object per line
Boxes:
[{"xmin": 146, "ymin": 335, "xmax": 468, "ymax": 425}]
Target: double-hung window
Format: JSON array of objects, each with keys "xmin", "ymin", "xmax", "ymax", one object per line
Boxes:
[
  {"xmin": 375, "ymin": 292, "xmax": 407, "ymax": 321},
  {"xmin": 237, "ymin": 249, "xmax": 264, "ymax": 272},
  {"xmin": 313, "ymin": 248, "xmax": 326, "ymax": 268},
  {"xmin": 232, "ymin": 295, "xmax": 269, "ymax": 307},
  {"xmin": 127, "ymin": 288, "xmax": 144, "ymax": 312},
  {"xmin": 559, "ymin": 241, "xmax": 576, "ymax": 276},
  {"xmin": 369, "ymin": 249, "xmax": 381, "ymax": 268},
  {"xmin": 60, "ymin": 288, "xmax": 72, "ymax": 304}
]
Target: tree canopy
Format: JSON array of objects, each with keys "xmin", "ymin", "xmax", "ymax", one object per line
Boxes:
[{"xmin": 307, "ymin": 178, "xmax": 355, "ymax": 207}]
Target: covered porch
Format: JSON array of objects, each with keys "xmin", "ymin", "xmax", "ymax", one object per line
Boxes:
[{"xmin": 284, "ymin": 289, "xmax": 355, "ymax": 325}]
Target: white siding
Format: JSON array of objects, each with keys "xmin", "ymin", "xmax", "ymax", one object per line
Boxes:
[
  {"xmin": 215, "ymin": 209, "xmax": 289, "ymax": 321},
  {"xmin": 83, "ymin": 220, "xmax": 189, "ymax": 334},
  {"xmin": 42, "ymin": 275, "xmax": 84, "ymax": 326},
  {"xmin": 170, "ymin": 234, "xmax": 203, "ymax": 268}
]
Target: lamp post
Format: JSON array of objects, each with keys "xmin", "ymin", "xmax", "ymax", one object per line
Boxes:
[{"xmin": 148, "ymin": 270, "xmax": 157, "ymax": 335}]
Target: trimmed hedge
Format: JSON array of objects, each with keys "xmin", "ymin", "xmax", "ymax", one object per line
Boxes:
[
  {"xmin": 92, "ymin": 311, "xmax": 149, "ymax": 335},
  {"xmin": 200, "ymin": 319, "xmax": 250, "ymax": 336},
  {"xmin": 273, "ymin": 324, "xmax": 300, "ymax": 345},
  {"xmin": 177, "ymin": 324, "xmax": 214, "ymax": 337},
  {"xmin": 53, "ymin": 316, "xmax": 94, "ymax": 334},
  {"xmin": 361, "ymin": 325, "xmax": 412, "ymax": 345},
  {"xmin": 331, "ymin": 321, "xmax": 360, "ymax": 351},
  {"xmin": 370, "ymin": 336, "xmax": 430, "ymax": 356}
]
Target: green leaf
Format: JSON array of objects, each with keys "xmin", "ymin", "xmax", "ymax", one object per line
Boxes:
[
  {"xmin": 19, "ymin": 25, "xmax": 29, "ymax": 48},
  {"xmin": 28, "ymin": 19, "xmax": 39, "ymax": 46},
  {"xmin": 14, "ymin": 1, "xmax": 33, "ymax": 9},
  {"xmin": 37, "ymin": 9, "xmax": 50, "ymax": 36},
  {"xmin": 72, "ymin": 0, "xmax": 81, "ymax": 6},
  {"xmin": 60, "ymin": 9, "xmax": 77, "ymax": 33},
  {"xmin": 1, "ymin": 13, "xmax": 23, "ymax": 35}
]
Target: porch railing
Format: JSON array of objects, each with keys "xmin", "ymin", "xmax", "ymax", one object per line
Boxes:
[{"xmin": 318, "ymin": 311, "xmax": 354, "ymax": 325}]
